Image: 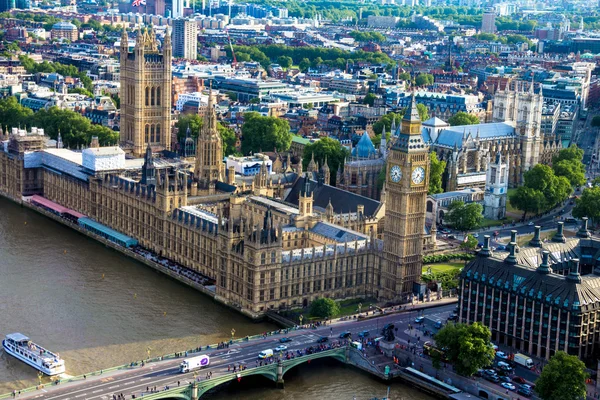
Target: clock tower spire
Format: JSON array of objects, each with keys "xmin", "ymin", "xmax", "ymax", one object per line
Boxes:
[{"xmin": 382, "ymin": 93, "xmax": 429, "ymax": 299}]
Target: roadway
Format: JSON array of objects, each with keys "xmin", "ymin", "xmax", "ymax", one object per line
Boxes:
[{"xmin": 18, "ymin": 305, "xmax": 456, "ymax": 400}]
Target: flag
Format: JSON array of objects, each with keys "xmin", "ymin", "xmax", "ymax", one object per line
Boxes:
[{"xmin": 132, "ymin": 0, "xmax": 143, "ymax": 6}]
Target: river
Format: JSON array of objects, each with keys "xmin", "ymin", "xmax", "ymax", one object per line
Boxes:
[{"xmin": 0, "ymin": 197, "xmax": 433, "ymax": 400}]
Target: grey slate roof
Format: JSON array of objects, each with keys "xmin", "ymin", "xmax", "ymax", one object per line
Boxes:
[{"xmin": 430, "ymin": 122, "xmax": 515, "ymax": 148}]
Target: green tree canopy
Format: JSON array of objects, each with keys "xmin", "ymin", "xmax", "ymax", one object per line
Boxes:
[
  {"xmin": 429, "ymin": 151, "xmax": 446, "ymax": 195},
  {"xmin": 363, "ymin": 93, "xmax": 377, "ymax": 107},
  {"xmin": 372, "ymin": 104, "xmax": 429, "ymax": 135},
  {"xmin": 276, "ymin": 55, "xmax": 293, "ymax": 69},
  {"xmin": 509, "ymin": 186, "xmax": 547, "ymax": 219},
  {"xmin": 176, "ymin": 113, "xmax": 237, "ymax": 156},
  {"xmin": 298, "ymin": 58, "xmax": 311, "ymax": 72},
  {"xmin": 310, "ymin": 297, "xmax": 340, "ymax": 319},
  {"xmin": 241, "ymin": 112, "xmax": 291, "ymax": 155},
  {"xmin": 414, "ymin": 73, "xmax": 434, "ymax": 86},
  {"xmin": 434, "ymin": 322, "xmax": 495, "ymax": 376},
  {"xmin": 461, "ymin": 234, "xmax": 478, "ymax": 250},
  {"xmin": 573, "ymin": 186, "xmax": 600, "ymax": 225},
  {"xmin": 447, "ymin": 111, "xmax": 480, "ymax": 126},
  {"xmin": 523, "ymin": 164, "xmax": 572, "ymax": 208},
  {"xmin": 302, "ymin": 137, "xmax": 349, "ymax": 186},
  {"xmin": 398, "ymin": 72, "xmax": 411, "ymax": 81},
  {"xmin": 349, "ymin": 30, "xmax": 387, "ymax": 43},
  {"xmin": 552, "ymin": 145, "xmax": 586, "ymax": 187},
  {"xmin": 0, "ymin": 96, "xmax": 33, "ymax": 129},
  {"xmin": 535, "ymin": 352, "xmax": 587, "ymax": 400},
  {"xmin": 444, "ymin": 201, "xmax": 483, "ymax": 231}
]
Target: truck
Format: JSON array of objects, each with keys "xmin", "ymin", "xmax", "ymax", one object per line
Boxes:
[
  {"xmin": 513, "ymin": 353, "xmax": 534, "ymax": 369},
  {"xmin": 179, "ymin": 355, "xmax": 210, "ymax": 373},
  {"xmin": 258, "ymin": 349, "xmax": 273, "ymax": 359}
]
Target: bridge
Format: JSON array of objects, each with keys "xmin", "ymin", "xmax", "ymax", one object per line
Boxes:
[{"xmin": 137, "ymin": 348, "xmax": 349, "ymax": 400}]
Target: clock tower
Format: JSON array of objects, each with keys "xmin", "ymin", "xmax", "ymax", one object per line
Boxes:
[{"xmin": 382, "ymin": 94, "xmax": 430, "ymax": 300}]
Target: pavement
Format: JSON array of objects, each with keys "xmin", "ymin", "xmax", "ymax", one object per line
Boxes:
[{"xmin": 6, "ymin": 300, "xmax": 458, "ymax": 400}]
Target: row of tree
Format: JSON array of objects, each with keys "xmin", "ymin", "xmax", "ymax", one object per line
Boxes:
[
  {"xmin": 19, "ymin": 55, "xmax": 93, "ymax": 93},
  {"xmin": 0, "ymin": 97, "xmax": 118, "ymax": 148},
  {"xmin": 175, "ymin": 114, "xmax": 237, "ymax": 157}
]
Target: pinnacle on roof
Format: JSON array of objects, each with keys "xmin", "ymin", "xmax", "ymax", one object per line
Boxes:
[{"xmin": 403, "ymin": 92, "xmax": 420, "ymax": 123}]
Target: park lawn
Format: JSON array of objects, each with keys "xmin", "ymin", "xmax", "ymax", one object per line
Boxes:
[
  {"xmin": 480, "ymin": 218, "xmax": 510, "ymax": 228},
  {"xmin": 423, "ymin": 263, "xmax": 464, "ymax": 274}
]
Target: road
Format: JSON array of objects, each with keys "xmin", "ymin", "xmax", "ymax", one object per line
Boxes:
[{"xmin": 15, "ymin": 305, "xmax": 455, "ymax": 400}]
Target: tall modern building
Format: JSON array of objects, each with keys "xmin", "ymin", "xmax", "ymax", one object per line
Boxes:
[
  {"xmin": 172, "ymin": 19, "xmax": 197, "ymax": 60},
  {"xmin": 0, "ymin": 0, "xmax": 15, "ymax": 12},
  {"xmin": 119, "ymin": 27, "xmax": 172, "ymax": 157},
  {"xmin": 481, "ymin": 10, "xmax": 496, "ymax": 33},
  {"xmin": 172, "ymin": 0, "xmax": 184, "ymax": 18}
]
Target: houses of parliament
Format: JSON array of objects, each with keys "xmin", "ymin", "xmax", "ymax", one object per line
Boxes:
[{"xmin": 0, "ymin": 28, "xmax": 430, "ymax": 318}]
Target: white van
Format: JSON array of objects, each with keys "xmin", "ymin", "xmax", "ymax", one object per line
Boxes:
[{"xmin": 258, "ymin": 349, "xmax": 273, "ymax": 359}]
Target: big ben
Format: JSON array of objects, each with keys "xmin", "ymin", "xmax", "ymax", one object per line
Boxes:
[{"xmin": 382, "ymin": 94, "xmax": 429, "ymax": 300}]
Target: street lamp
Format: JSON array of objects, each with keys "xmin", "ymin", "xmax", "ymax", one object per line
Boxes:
[
  {"xmin": 299, "ymin": 314, "xmax": 304, "ymax": 326},
  {"xmin": 358, "ymin": 303, "xmax": 362, "ymax": 314},
  {"xmin": 231, "ymin": 328, "xmax": 236, "ymax": 341},
  {"xmin": 37, "ymin": 371, "xmax": 43, "ymax": 386}
]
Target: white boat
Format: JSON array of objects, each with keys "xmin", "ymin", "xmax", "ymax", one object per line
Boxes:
[{"xmin": 2, "ymin": 333, "xmax": 66, "ymax": 375}]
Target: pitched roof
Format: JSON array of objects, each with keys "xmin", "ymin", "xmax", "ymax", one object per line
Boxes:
[
  {"xmin": 423, "ymin": 117, "xmax": 449, "ymax": 127},
  {"xmin": 351, "ymin": 131, "xmax": 378, "ymax": 159},
  {"xmin": 284, "ymin": 176, "xmax": 381, "ymax": 217},
  {"xmin": 433, "ymin": 122, "xmax": 515, "ymax": 148}
]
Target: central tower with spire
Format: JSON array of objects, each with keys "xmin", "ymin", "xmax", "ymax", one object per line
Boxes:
[
  {"xmin": 382, "ymin": 93, "xmax": 430, "ymax": 299},
  {"xmin": 195, "ymin": 87, "xmax": 224, "ymax": 193},
  {"xmin": 119, "ymin": 26, "xmax": 172, "ymax": 157}
]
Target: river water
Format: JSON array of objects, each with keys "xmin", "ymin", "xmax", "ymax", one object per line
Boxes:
[{"xmin": 0, "ymin": 197, "xmax": 432, "ymax": 400}]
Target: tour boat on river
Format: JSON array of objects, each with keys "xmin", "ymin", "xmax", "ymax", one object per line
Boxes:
[{"xmin": 2, "ymin": 333, "xmax": 66, "ymax": 375}]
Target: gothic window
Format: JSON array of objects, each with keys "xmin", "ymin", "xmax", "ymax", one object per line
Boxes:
[
  {"xmin": 156, "ymin": 124, "xmax": 161, "ymax": 143},
  {"xmin": 500, "ymin": 168, "xmax": 505, "ymax": 184},
  {"xmin": 145, "ymin": 124, "xmax": 149, "ymax": 143},
  {"xmin": 157, "ymin": 87, "xmax": 161, "ymax": 106},
  {"xmin": 145, "ymin": 87, "xmax": 149, "ymax": 106},
  {"xmin": 151, "ymin": 87, "xmax": 155, "ymax": 106},
  {"xmin": 490, "ymin": 168, "xmax": 496, "ymax": 184},
  {"xmin": 150, "ymin": 125, "xmax": 155, "ymax": 143},
  {"xmin": 498, "ymin": 103, "xmax": 504, "ymax": 119}
]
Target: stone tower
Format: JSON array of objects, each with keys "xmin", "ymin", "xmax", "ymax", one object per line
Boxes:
[
  {"xmin": 484, "ymin": 152, "xmax": 509, "ymax": 220},
  {"xmin": 382, "ymin": 93, "xmax": 430, "ymax": 299},
  {"xmin": 195, "ymin": 88, "xmax": 224, "ymax": 193},
  {"xmin": 120, "ymin": 27, "xmax": 172, "ymax": 157}
]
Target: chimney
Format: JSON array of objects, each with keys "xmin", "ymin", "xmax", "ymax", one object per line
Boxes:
[
  {"xmin": 478, "ymin": 235, "xmax": 492, "ymax": 257},
  {"xmin": 505, "ymin": 242, "xmax": 517, "ymax": 264},
  {"xmin": 537, "ymin": 250, "xmax": 552, "ymax": 274},
  {"xmin": 90, "ymin": 136, "xmax": 100, "ymax": 148},
  {"xmin": 553, "ymin": 222, "xmax": 566, "ymax": 243},
  {"xmin": 566, "ymin": 258, "xmax": 582, "ymax": 283},
  {"xmin": 507, "ymin": 230, "xmax": 519, "ymax": 253},
  {"xmin": 227, "ymin": 166, "xmax": 235, "ymax": 186},
  {"xmin": 577, "ymin": 217, "xmax": 591, "ymax": 239},
  {"xmin": 530, "ymin": 226, "xmax": 542, "ymax": 247}
]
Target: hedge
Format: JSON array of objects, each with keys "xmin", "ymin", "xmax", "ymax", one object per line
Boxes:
[{"xmin": 423, "ymin": 253, "xmax": 475, "ymax": 264}]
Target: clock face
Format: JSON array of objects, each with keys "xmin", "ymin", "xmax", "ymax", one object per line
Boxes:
[
  {"xmin": 389, "ymin": 165, "xmax": 402, "ymax": 183},
  {"xmin": 411, "ymin": 166, "xmax": 425, "ymax": 185}
]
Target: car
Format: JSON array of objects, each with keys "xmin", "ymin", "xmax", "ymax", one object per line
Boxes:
[
  {"xmin": 447, "ymin": 313, "xmax": 458, "ymax": 321},
  {"xmin": 499, "ymin": 376, "xmax": 512, "ymax": 383},
  {"xmin": 358, "ymin": 330, "xmax": 370, "ymax": 338},
  {"xmin": 521, "ymin": 384, "xmax": 535, "ymax": 391},
  {"xmin": 415, "ymin": 316, "xmax": 425, "ymax": 324},
  {"xmin": 501, "ymin": 382, "xmax": 516, "ymax": 391},
  {"xmin": 528, "ymin": 222, "xmax": 534, "ymax": 226},
  {"xmin": 485, "ymin": 375, "xmax": 500, "ymax": 383},
  {"xmin": 484, "ymin": 369, "xmax": 497, "ymax": 376},
  {"xmin": 448, "ymin": 234, "xmax": 456, "ymax": 239},
  {"xmin": 316, "ymin": 336, "xmax": 328, "ymax": 343},
  {"xmin": 434, "ymin": 320, "xmax": 443, "ymax": 329},
  {"xmin": 491, "ymin": 343, "xmax": 499, "ymax": 351},
  {"xmin": 472, "ymin": 233, "xmax": 480, "ymax": 238},
  {"xmin": 517, "ymin": 387, "xmax": 532, "ymax": 398},
  {"xmin": 339, "ymin": 331, "xmax": 352, "ymax": 339},
  {"xmin": 279, "ymin": 337, "xmax": 292, "ymax": 343},
  {"xmin": 274, "ymin": 345, "xmax": 288, "ymax": 352},
  {"xmin": 495, "ymin": 351, "xmax": 508, "ymax": 360},
  {"xmin": 512, "ymin": 376, "xmax": 526, "ymax": 384},
  {"xmin": 496, "ymin": 245, "xmax": 506, "ymax": 251}
]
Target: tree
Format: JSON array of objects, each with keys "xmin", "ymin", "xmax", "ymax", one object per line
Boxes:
[
  {"xmin": 535, "ymin": 352, "xmax": 587, "ymax": 400},
  {"xmin": 363, "ymin": 93, "xmax": 377, "ymax": 107},
  {"xmin": 509, "ymin": 187, "xmax": 546, "ymax": 219},
  {"xmin": 310, "ymin": 297, "xmax": 340, "ymax": 319},
  {"xmin": 241, "ymin": 112, "xmax": 291, "ymax": 155},
  {"xmin": 552, "ymin": 145, "xmax": 586, "ymax": 187},
  {"xmin": 414, "ymin": 73, "xmax": 434, "ymax": 87},
  {"xmin": 298, "ymin": 58, "xmax": 311, "ymax": 72},
  {"xmin": 176, "ymin": 113, "xmax": 238, "ymax": 156},
  {"xmin": 398, "ymin": 72, "xmax": 411, "ymax": 81},
  {"xmin": 428, "ymin": 152, "xmax": 446, "ymax": 195},
  {"xmin": 447, "ymin": 112, "xmax": 480, "ymax": 126},
  {"xmin": 0, "ymin": 96, "xmax": 33, "ymax": 129},
  {"xmin": 372, "ymin": 104, "xmax": 429, "ymax": 136},
  {"xmin": 461, "ymin": 234, "xmax": 478, "ymax": 250},
  {"xmin": 68, "ymin": 87, "xmax": 94, "ymax": 98},
  {"xmin": 573, "ymin": 186, "xmax": 600, "ymax": 225},
  {"xmin": 434, "ymin": 322, "xmax": 495, "ymax": 376},
  {"xmin": 591, "ymin": 115, "xmax": 600, "ymax": 127},
  {"xmin": 444, "ymin": 201, "xmax": 483, "ymax": 231},
  {"xmin": 302, "ymin": 137, "xmax": 349, "ymax": 186},
  {"xmin": 523, "ymin": 164, "xmax": 571, "ymax": 208},
  {"xmin": 276, "ymin": 55, "xmax": 293, "ymax": 69}
]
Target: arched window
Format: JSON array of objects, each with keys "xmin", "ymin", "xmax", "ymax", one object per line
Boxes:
[
  {"xmin": 150, "ymin": 125, "xmax": 155, "ymax": 143},
  {"xmin": 151, "ymin": 87, "xmax": 155, "ymax": 106},
  {"xmin": 156, "ymin": 87, "xmax": 161, "ymax": 106},
  {"xmin": 145, "ymin": 124, "xmax": 149, "ymax": 143},
  {"xmin": 156, "ymin": 124, "xmax": 161, "ymax": 143},
  {"xmin": 145, "ymin": 87, "xmax": 149, "ymax": 106}
]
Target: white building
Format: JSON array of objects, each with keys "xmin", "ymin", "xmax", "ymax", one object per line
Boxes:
[
  {"xmin": 483, "ymin": 153, "xmax": 509, "ymax": 220},
  {"xmin": 176, "ymin": 91, "xmax": 209, "ymax": 111},
  {"xmin": 226, "ymin": 153, "xmax": 272, "ymax": 176},
  {"xmin": 172, "ymin": 19, "xmax": 198, "ymax": 60}
]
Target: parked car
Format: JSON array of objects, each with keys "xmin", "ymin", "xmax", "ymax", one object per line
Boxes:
[
  {"xmin": 499, "ymin": 376, "xmax": 512, "ymax": 383},
  {"xmin": 495, "ymin": 351, "xmax": 509, "ymax": 360},
  {"xmin": 485, "ymin": 375, "xmax": 500, "ymax": 383},
  {"xmin": 501, "ymin": 382, "xmax": 516, "ymax": 391},
  {"xmin": 279, "ymin": 337, "xmax": 292, "ymax": 343},
  {"xmin": 517, "ymin": 387, "xmax": 532, "ymax": 397},
  {"xmin": 512, "ymin": 376, "xmax": 526, "ymax": 384},
  {"xmin": 415, "ymin": 316, "xmax": 425, "ymax": 324}
]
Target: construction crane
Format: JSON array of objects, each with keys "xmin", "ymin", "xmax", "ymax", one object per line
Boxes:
[{"xmin": 227, "ymin": 31, "xmax": 237, "ymax": 67}]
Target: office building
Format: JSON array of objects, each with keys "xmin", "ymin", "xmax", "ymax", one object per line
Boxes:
[{"xmin": 172, "ymin": 19, "xmax": 197, "ymax": 60}]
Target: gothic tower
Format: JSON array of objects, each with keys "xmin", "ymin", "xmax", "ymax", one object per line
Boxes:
[
  {"xmin": 382, "ymin": 94, "xmax": 430, "ymax": 299},
  {"xmin": 484, "ymin": 152, "xmax": 509, "ymax": 220},
  {"xmin": 195, "ymin": 88, "xmax": 224, "ymax": 193},
  {"xmin": 120, "ymin": 27, "xmax": 172, "ymax": 157}
]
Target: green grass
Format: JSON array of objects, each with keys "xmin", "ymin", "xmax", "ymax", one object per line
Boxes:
[
  {"xmin": 422, "ymin": 263, "xmax": 463, "ymax": 274},
  {"xmin": 480, "ymin": 218, "xmax": 510, "ymax": 228},
  {"xmin": 336, "ymin": 298, "xmax": 377, "ymax": 317},
  {"xmin": 514, "ymin": 229, "xmax": 575, "ymax": 246}
]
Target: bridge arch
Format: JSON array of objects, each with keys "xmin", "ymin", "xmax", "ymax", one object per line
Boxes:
[{"xmin": 281, "ymin": 348, "xmax": 347, "ymax": 379}]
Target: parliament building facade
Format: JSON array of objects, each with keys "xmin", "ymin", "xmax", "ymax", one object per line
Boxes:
[{"xmin": 0, "ymin": 29, "xmax": 431, "ymax": 317}]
